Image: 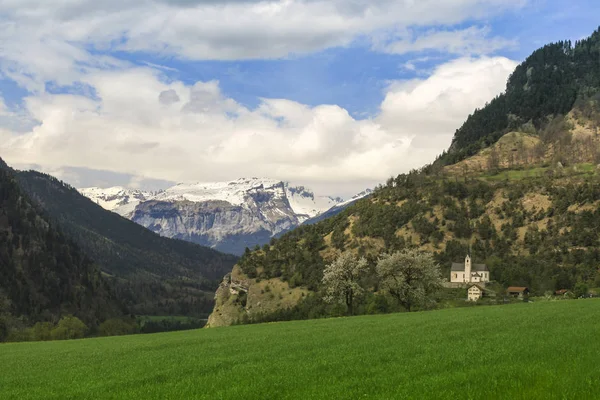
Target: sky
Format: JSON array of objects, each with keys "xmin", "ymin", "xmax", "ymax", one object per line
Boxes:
[{"xmin": 0, "ymin": 0, "xmax": 598, "ymax": 197}]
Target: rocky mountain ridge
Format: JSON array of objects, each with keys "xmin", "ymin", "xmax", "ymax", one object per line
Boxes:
[{"xmin": 79, "ymin": 178, "xmax": 360, "ymax": 255}]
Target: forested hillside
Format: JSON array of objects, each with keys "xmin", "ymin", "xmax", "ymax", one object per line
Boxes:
[
  {"xmin": 0, "ymin": 159, "xmax": 122, "ymax": 340},
  {"xmin": 209, "ymin": 167, "xmax": 600, "ymax": 326},
  {"xmin": 16, "ymin": 170, "xmax": 238, "ymax": 318},
  {"xmin": 208, "ymin": 27, "xmax": 600, "ymax": 326},
  {"xmin": 439, "ymin": 27, "xmax": 600, "ymax": 166}
]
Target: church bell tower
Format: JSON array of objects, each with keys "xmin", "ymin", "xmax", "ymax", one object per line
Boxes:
[{"xmin": 464, "ymin": 254, "xmax": 472, "ymax": 282}]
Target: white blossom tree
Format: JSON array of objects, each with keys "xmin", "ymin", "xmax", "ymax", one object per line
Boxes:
[
  {"xmin": 376, "ymin": 249, "xmax": 442, "ymax": 312},
  {"xmin": 322, "ymin": 252, "xmax": 369, "ymax": 315}
]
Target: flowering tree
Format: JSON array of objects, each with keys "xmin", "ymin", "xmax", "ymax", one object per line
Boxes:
[
  {"xmin": 376, "ymin": 249, "xmax": 442, "ymax": 312},
  {"xmin": 322, "ymin": 252, "xmax": 369, "ymax": 315}
]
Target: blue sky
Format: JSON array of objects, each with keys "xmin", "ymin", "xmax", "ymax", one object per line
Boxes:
[{"xmin": 0, "ymin": 0, "xmax": 598, "ymax": 196}]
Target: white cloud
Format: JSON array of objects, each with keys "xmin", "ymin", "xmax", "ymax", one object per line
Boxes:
[
  {"xmin": 379, "ymin": 57, "xmax": 518, "ymax": 150},
  {"xmin": 0, "ymin": 0, "xmax": 525, "ymax": 195},
  {"xmin": 0, "ymin": 1, "xmax": 524, "ymax": 70},
  {"xmin": 0, "ymin": 56, "xmax": 517, "ymax": 196},
  {"xmin": 374, "ymin": 26, "xmax": 517, "ymax": 56}
]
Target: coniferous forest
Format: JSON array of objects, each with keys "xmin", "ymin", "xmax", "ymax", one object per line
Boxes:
[
  {"xmin": 15, "ymin": 170, "xmax": 238, "ymax": 319},
  {"xmin": 0, "ymin": 159, "xmax": 122, "ymax": 340},
  {"xmin": 439, "ymin": 28, "xmax": 600, "ymax": 166}
]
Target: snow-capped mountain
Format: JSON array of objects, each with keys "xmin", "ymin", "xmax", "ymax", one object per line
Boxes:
[
  {"xmin": 78, "ymin": 178, "xmax": 345, "ymax": 255},
  {"xmin": 297, "ymin": 188, "xmax": 373, "ymax": 227},
  {"xmin": 78, "ymin": 186, "xmax": 154, "ymax": 217},
  {"xmin": 284, "ymin": 184, "xmax": 343, "ymax": 222}
]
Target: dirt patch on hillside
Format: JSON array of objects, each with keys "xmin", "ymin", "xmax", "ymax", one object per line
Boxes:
[{"xmin": 522, "ymin": 193, "xmax": 551, "ymax": 212}]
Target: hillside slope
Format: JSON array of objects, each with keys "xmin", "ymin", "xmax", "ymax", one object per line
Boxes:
[
  {"xmin": 15, "ymin": 170, "xmax": 238, "ymax": 317},
  {"xmin": 438, "ymin": 27, "xmax": 600, "ymax": 167},
  {"xmin": 209, "ymin": 168, "xmax": 600, "ymax": 325},
  {"xmin": 0, "ymin": 159, "xmax": 122, "ymax": 336}
]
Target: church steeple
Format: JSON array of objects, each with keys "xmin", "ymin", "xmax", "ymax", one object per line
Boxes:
[{"xmin": 464, "ymin": 254, "xmax": 472, "ymax": 282}]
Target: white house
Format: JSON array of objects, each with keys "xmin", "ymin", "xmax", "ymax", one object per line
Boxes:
[
  {"xmin": 450, "ymin": 255, "xmax": 489, "ymax": 283},
  {"xmin": 467, "ymin": 284, "xmax": 484, "ymax": 301}
]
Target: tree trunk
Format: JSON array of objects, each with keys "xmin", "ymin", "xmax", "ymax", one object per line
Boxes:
[{"xmin": 347, "ymin": 289, "xmax": 353, "ymax": 316}]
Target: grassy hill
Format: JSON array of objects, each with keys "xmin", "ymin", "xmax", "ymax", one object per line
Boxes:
[
  {"xmin": 1, "ymin": 299, "xmax": 599, "ymax": 399},
  {"xmin": 14, "ymin": 169, "xmax": 238, "ymax": 318}
]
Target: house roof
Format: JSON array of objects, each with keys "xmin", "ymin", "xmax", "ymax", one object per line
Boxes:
[
  {"xmin": 468, "ymin": 284, "xmax": 484, "ymax": 291},
  {"xmin": 507, "ymin": 286, "xmax": 529, "ymax": 293},
  {"xmin": 450, "ymin": 263, "xmax": 489, "ymax": 271},
  {"xmin": 468, "ymin": 284, "xmax": 496, "ymax": 295}
]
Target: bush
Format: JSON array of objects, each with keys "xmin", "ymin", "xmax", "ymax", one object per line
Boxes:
[
  {"xmin": 31, "ymin": 322, "xmax": 54, "ymax": 341},
  {"xmin": 98, "ymin": 318, "xmax": 137, "ymax": 337},
  {"xmin": 51, "ymin": 316, "xmax": 88, "ymax": 340}
]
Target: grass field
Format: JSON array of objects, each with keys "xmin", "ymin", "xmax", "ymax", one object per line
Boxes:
[{"xmin": 1, "ymin": 300, "xmax": 599, "ymax": 399}]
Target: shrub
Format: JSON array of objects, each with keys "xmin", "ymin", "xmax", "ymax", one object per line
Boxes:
[
  {"xmin": 31, "ymin": 322, "xmax": 54, "ymax": 341},
  {"xmin": 98, "ymin": 318, "xmax": 137, "ymax": 337},
  {"xmin": 51, "ymin": 316, "xmax": 88, "ymax": 340}
]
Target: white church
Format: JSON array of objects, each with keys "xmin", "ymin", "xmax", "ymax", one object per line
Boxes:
[{"xmin": 450, "ymin": 254, "xmax": 489, "ymax": 284}]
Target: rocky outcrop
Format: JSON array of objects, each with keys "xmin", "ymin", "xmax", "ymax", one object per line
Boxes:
[{"xmin": 206, "ymin": 265, "xmax": 309, "ymax": 328}]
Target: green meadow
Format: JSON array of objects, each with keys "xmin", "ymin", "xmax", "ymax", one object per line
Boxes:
[{"xmin": 1, "ymin": 300, "xmax": 599, "ymax": 400}]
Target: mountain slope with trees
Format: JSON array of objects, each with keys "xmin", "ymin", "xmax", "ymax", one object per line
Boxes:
[
  {"xmin": 438, "ymin": 27, "xmax": 600, "ymax": 167},
  {"xmin": 0, "ymin": 159, "xmax": 122, "ymax": 340},
  {"xmin": 15, "ymin": 170, "xmax": 238, "ymax": 318},
  {"xmin": 208, "ymin": 27, "xmax": 600, "ymax": 326}
]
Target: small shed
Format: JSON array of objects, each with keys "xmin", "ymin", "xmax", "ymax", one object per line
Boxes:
[{"xmin": 507, "ymin": 286, "xmax": 529, "ymax": 298}]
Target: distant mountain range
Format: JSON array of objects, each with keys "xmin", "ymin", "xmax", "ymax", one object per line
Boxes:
[{"xmin": 79, "ymin": 179, "xmax": 370, "ymax": 255}]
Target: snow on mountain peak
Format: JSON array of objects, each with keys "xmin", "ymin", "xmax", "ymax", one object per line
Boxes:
[
  {"xmin": 78, "ymin": 178, "xmax": 346, "ymax": 220},
  {"xmin": 78, "ymin": 186, "xmax": 153, "ymax": 216},
  {"xmin": 283, "ymin": 183, "xmax": 342, "ymax": 219},
  {"xmin": 154, "ymin": 177, "xmax": 285, "ymax": 205}
]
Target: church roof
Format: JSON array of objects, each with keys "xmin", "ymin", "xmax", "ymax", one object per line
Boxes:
[
  {"xmin": 451, "ymin": 263, "xmax": 464, "ymax": 271},
  {"xmin": 450, "ymin": 263, "xmax": 489, "ymax": 271}
]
